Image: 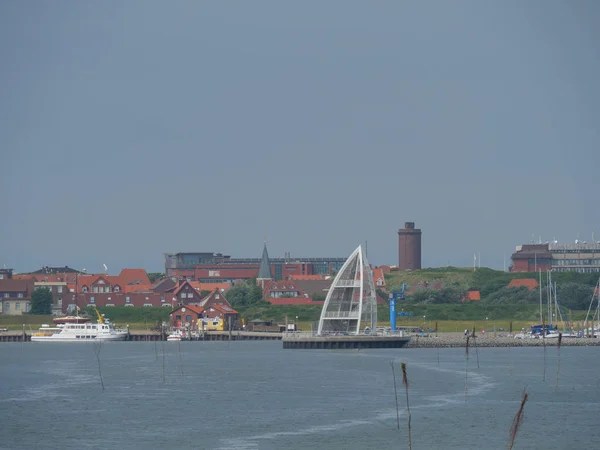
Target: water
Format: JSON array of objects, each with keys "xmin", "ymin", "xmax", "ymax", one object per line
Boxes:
[{"xmin": 1, "ymin": 341, "xmax": 599, "ymax": 449}]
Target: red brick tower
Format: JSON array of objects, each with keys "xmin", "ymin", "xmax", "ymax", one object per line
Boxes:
[{"xmin": 398, "ymin": 222, "xmax": 422, "ymax": 271}]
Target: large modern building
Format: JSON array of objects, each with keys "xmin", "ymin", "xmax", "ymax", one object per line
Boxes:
[
  {"xmin": 398, "ymin": 222, "xmax": 422, "ymax": 271},
  {"xmin": 511, "ymin": 241, "xmax": 600, "ymax": 273},
  {"xmin": 164, "ymin": 250, "xmax": 347, "ymax": 282}
]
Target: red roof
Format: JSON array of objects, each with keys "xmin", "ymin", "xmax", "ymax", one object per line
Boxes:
[
  {"xmin": 462, "ymin": 289, "xmax": 481, "ymax": 302},
  {"xmin": 372, "ymin": 268, "xmax": 386, "ymax": 287},
  {"xmin": 287, "ymin": 274, "xmax": 327, "ymax": 281},
  {"xmin": 507, "ymin": 279, "xmax": 539, "ymax": 290},
  {"xmin": 211, "ymin": 304, "xmax": 238, "ymax": 315},
  {"xmin": 266, "ymin": 297, "xmax": 324, "ymax": 305},
  {"xmin": 170, "ymin": 305, "xmax": 204, "ymax": 315},
  {"xmin": 118, "ymin": 269, "xmax": 150, "ymax": 286}
]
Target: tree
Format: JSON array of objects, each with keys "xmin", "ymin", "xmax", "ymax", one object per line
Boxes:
[
  {"xmin": 227, "ymin": 281, "xmax": 266, "ymax": 308},
  {"xmin": 148, "ymin": 272, "xmax": 165, "ymax": 283},
  {"xmin": 556, "ymin": 283, "xmax": 594, "ymax": 310},
  {"xmin": 30, "ymin": 287, "xmax": 53, "ymax": 314},
  {"xmin": 483, "ymin": 286, "xmax": 539, "ymax": 305}
]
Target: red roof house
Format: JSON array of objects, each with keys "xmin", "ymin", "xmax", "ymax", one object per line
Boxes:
[{"xmin": 507, "ymin": 279, "xmax": 539, "ymax": 290}]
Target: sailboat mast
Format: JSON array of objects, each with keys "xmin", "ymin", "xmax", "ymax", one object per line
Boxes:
[
  {"xmin": 547, "ymin": 270, "xmax": 552, "ymax": 325},
  {"xmin": 539, "ymin": 269, "xmax": 543, "ymax": 323}
]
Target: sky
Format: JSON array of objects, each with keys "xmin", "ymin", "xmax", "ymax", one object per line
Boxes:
[{"xmin": 1, "ymin": 1, "xmax": 599, "ymax": 274}]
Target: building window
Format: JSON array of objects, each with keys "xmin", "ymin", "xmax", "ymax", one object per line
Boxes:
[
  {"xmin": 186, "ymin": 315, "xmax": 191, "ymax": 322},
  {"xmin": 3, "ymin": 293, "xmax": 8, "ymax": 298},
  {"xmin": 17, "ymin": 293, "xmax": 23, "ymax": 298},
  {"xmin": 126, "ymin": 296, "xmax": 131, "ymax": 303},
  {"xmin": 4, "ymin": 302, "xmax": 8, "ymax": 311},
  {"xmin": 57, "ymin": 286, "xmax": 63, "ymax": 293},
  {"xmin": 114, "ymin": 286, "xmax": 120, "ymax": 292},
  {"xmin": 161, "ymin": 297, "xmax": 165, "ymax": 303},
  {"xmin": 15, "ymin": 302, "xmax": 20, "ymax": 310},
  {"xmin": 58, "ymin": 298, "xmax": 62, "ymax": 307},
  {"xmin": 82, "ymin": 286, "xmax": 88, "ymax": 293},
  {"xmin": 26, "ymin": 302, "xmax": 31, "ymax": 312},
  {"xmin": 90, "ymin": 297, "xmax": 95, "ymax": 303}
]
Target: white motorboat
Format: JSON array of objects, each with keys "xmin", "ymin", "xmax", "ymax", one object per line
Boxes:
[
  {"xmin": 167, "ymin": 329, "xmax": 185, "ymax": 341},
  {"xmin": 31, "ymin": 308, "xmax": 128, "ymax": 342}
]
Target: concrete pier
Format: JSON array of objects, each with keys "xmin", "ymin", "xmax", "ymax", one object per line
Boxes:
[{"xmin": 283, "ymin": 334, "xmax": 411, "ymax": 349}]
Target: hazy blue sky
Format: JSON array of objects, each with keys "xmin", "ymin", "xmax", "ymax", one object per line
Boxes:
[{"xmin": 1, "ymin": 1, "xmax": 599, "ymax": 273}]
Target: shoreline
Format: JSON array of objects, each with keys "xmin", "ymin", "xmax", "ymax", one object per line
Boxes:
[{"xmin": 405, "ymin": 332, "xmax": 600, "ymax": 348}]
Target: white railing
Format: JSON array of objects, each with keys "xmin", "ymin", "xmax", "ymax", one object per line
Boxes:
[
  {"xmin": 322, "ymin": 311, "xmax": 360, "ymax": 319},
  {"xmin": 333, "ymin": 280, "xmax": 361, "ymax": 288}
]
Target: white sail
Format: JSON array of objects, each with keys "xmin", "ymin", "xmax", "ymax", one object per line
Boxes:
[{"xmin": 317, "ymin": 245, "xmax": 377, "ymax": 335}]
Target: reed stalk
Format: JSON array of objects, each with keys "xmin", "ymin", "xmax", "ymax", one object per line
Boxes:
[
  {"xmin": 508, "ymin": 390, "xmax": 528, "ymax": 450},
  {"xmin": 465, "ymin": 334, "xmax": 470, "ymax": 401},
  {"xmin": 92, "ymin": 341, "xmax": 105, "ymax": 391},
  {"xmin": 162, "ymin": 342, "xmax": 166, "ymax": 383},
  {"xmin": 472, "ymin": 326, "xmax": 480, "ymax": 369},
  {"xmin": 555, "ymin": 333, "xmax": 562, "ymax": 391},
  {"xmin": 401, "ymin": 362, "xmax": 412, "ymax": 450},
  {"xmin": 542, "ymin": 319, "xmax": 546, "ymax": 382},
  {"xmin": 178, "ymin": 340, "xmax": 184, "ymax": 376},
  {"xmin": 389, "ymin": 361, "xmax": 400, "ymax": 430}
]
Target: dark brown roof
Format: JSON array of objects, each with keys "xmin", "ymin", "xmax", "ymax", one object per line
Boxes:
[
  {"xmin": 511, "ymin": 244, "xmax": 551, "ymax": 259},
  {"xmin": 0, "ymin": 278, "xmax": 34, "ymax": 293},
  {"xmin": 289, "ymin": 280, "xmax": 332, "ymax": 297}
]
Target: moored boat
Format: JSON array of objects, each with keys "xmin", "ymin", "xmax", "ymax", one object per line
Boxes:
[
  {"xmin": 167, "ymin": 329, "xmax": 185, "ymax": 341},
  {"xmin": 52, "ymin": 315, "xmax": 91, "ymax": 325},
  {"xmin": 32, "ymin": 308, "xmax": 127, "ymax": 342}
]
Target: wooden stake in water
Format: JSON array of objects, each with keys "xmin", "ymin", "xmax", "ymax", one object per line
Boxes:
[
  {"xmin": 542, "ymin": 318, "xmax": 547, "ymax": 382},
  {"xmin": 93, "ymin": 341, "xmax": 105, "ymax": 391},
  {"xmin": 465, "ymin": 334, "xmax": 470, "ymax": 401},
  {"xmin": 162, "ymin": 342, "xmax": 166, "ymax": 383},
  {"xmin": 472, "ymin": 326, "xmax": 480, "ymax": 369},
  {"xmin": 389, "ymin": 361, "xmax": 400, "ymax": 430},
  {"xmin": 555, "ymin": 333, "xmax": 562, "ymax": 391},
  {"xmin": 508, "ymin": 390, "xmax": 528, "ymax": 450},
  {"xmin": 401, "ymin": 362, "xmax": 412, "ymax": 450}
]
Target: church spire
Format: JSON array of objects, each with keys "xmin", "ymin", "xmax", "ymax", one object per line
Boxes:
[{"xmin": 257, "ymin": 241, "xmax": 272, "ymax": 280}]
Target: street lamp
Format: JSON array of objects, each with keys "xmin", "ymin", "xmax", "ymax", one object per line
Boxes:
[
  {"xmin": 485, "ymin": 316, "xmax": 488, "ymax": 331},
  {"xmin": 295, "ymin": 316, "xmax": 299, "ymax": 331}
]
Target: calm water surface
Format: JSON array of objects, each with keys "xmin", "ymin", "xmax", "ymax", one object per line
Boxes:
[{"xmin": 1, "ymin": 341, "xmax": 599, "ymax": 449}]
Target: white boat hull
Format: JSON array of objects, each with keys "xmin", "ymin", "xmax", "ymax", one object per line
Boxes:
[{"xmin": 31, "ymin": 332, "xmax": 128, "ymax": 342}]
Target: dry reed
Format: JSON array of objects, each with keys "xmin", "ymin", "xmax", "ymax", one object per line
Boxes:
[
  {"xmin": 401, "ymin": 362, "xmax": 412, "ymax": 450},
  {"xmin": 390, "ymin": 361, "xmax": 400, "ymax": 430},
  {"xmin": 92, "ymin": 341, "xmax": 105, "ymax": 391},
  {"xmin": 508, "ymin": 389, "xmax": 528, "ymax": 450},
  {"xmin": 555, "ymin": 333, "xmax": 562, "ymax": 391}
]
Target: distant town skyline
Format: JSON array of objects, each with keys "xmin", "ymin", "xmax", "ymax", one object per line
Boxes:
[{"xmin": 1, "ymin": 1, "xmax": 599, "ymax": 274}]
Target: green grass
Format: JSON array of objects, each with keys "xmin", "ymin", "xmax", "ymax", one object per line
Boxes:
[{"xmin": 386, "ymin": 266, "xmax": 599, "ymax": 298}]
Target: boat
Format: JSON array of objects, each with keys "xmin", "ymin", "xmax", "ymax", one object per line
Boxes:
[
  {"xmin": 32, "ymin": 307, "xmax": 128, "ymax": 342},
  {"xmin": 167, "ymin": 329, "xmax": 185, "ymax": 341},
  {"xmin": 52, "ymin": 315, "xmax": 91, "ymax": 325}
]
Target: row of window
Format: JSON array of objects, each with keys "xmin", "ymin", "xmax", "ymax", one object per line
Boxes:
[
  {"xmin": 552, "ymin": 268, "xmax": 600, "ymax": 273},
  {"xmin": 2, "ymin": 292, "xmax": 24, "ymax": 298},
  {"xmin": 36, "ymin": 285, "xmax": 64, "ymax": 293},
  {"xmin": 87, "ymin": 296, "xmax": 167, "ymax": 304},
  {"xmin": 2, "ymin": 302, "xmax": 31, "ymax": 312},
  {"xmin": 82, "ymin": 286, "xmax": 120, "ymax": 293},
  {"xmin": 553, "ymin": 259, "xmax": 600, "ymax": 266}
]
